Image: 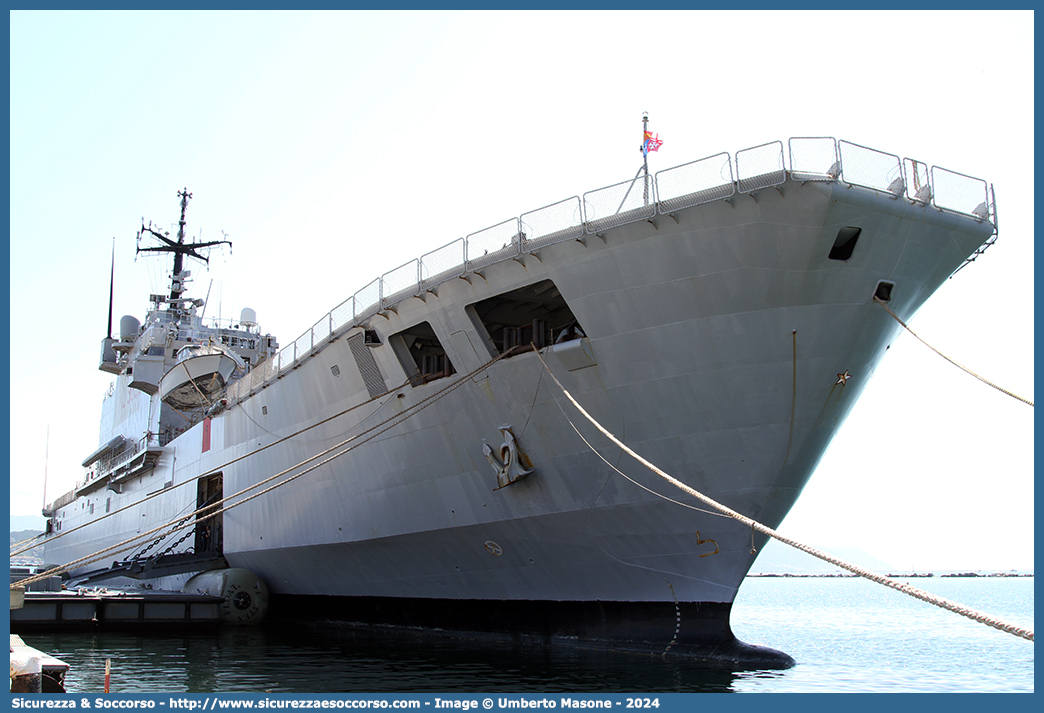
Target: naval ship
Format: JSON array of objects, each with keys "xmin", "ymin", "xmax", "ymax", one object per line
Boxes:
[{"xmin": 38, "ymin": 135, "xmax": 998, "ymax": 667}]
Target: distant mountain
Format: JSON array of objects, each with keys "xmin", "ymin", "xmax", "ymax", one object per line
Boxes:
[
  {"xmin": 749, "ymin": 538, "xmax": 895, "ymax": 575},
  {"xmin": 11, "ymin": 529, "xmax": 45, "ymax": 563}
]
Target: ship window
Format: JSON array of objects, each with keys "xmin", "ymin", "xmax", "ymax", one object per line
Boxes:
[
  {"xmin": 829, "ymin": 227, "xmax": 861, "ymax": 261},
  {"xmin": 389, "ymin": 321, "xmax": 456, "ymax": 386},
  {"xmin": 468, "ymin": 279, "xmax": 584, "ymax": 358}
]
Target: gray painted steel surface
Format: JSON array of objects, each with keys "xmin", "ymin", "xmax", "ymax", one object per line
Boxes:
[{"xmin": 43, "ymin": 169, "xmax": 995, "ymax": 659}]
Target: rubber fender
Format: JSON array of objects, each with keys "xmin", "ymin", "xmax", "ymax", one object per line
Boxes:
[{"xmin": 183, "ymin": 568, "xmax": 269, "ymax": 625}]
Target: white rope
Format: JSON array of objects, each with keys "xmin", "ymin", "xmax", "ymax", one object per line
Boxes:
[
  {"xmin": 875, "ymin": 296, "xmax": 1033, "ymax": 407},
  {"xmin": 554, "ymin": 390, "xmax": 729, "ymax": 521},
  {"xmin": 19, "ymin": 343, "xmax": 1032, "ymax": 643},
  {"xmin": 533, "ymin": 349, "xmax": 1034, "ymax": 642},
  {"xmin": 13, "ymin": 373, "xmax": 416, "ymax": 559},
  {"xmin": 13, "ymin": 350, "xmax": 508, "ymax": 591}
]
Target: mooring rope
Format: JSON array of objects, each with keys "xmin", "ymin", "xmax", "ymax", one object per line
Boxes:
[
  {"xmin": 9, "ymin": 533, "xmax": 47, "ymax": 556},
  {"xmin": 532, "ymin": 349, "xmax": 1034, "ymax": 642},
  {"xmin": 18, "ymin": 343, "xmax": 1032, "ymax": 643},
  {"xmin": 11, "ymin": 372, "xmax": 415, "ymax": 559},
  {"xmin": 12, "ymin": 350, "xmax": 508, "ymax": 590},
  {"xmin": 874, "ymin": 296, "xmax": 1033, "ymax": 407}
]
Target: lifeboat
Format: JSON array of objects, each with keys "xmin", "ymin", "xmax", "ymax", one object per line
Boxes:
[{"xmin": 159, "ymin": 344, "xmax": 244, "ymax": 410}]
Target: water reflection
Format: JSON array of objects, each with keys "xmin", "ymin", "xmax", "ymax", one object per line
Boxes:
[
  {"xmin": 25, "ymin": 578, "xmax": 1030, "ymax": 693},
  {"xmin": 27, "ymin": 623, "xmax": 746, "ymax": 694}
]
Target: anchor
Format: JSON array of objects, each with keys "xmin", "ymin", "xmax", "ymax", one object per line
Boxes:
[{"xmin": 483, "ymin": 425, "xmax": 535, "ymax": 489}]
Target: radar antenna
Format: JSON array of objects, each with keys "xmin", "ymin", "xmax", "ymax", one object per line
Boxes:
[{"xmin": 136, "ymin": 189, "xmax": 232, "ymax": 298}]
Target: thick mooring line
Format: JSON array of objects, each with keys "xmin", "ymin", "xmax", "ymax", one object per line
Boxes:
[{"xmin": 534, "ymin": 348, "xmax": 1033, "ymax": 642}]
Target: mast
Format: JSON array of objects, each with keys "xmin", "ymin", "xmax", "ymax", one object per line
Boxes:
[
  {"xmin": 173, "ymin": 188, "xmax": 191, "ymax": 279},
  {"xmin": 41, "ymin": 424, "xmax": 49, "ymax": 514},
  {"xmin": 98, "ymin": 239, "xmax": 121, "ymax": 373},
  {"xmin": 106, "ymin": 237, "xmax": 115, "ymax": 339},
  {"xmin": 637, "ymin": 113, "xmax": 663, "ymax": 206},
  {"xmin": 136, "ymin": 189, "xmax": 232, "ymax": 301},
  {"xmin": 642, "ymin": 112, "xmax": 650, "ymax": 205},
  {"xmin": 618, "ymin": 113, "xmax": 662, "ymax": 214}
]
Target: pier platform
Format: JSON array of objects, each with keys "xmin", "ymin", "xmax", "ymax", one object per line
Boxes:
[
  {"xmin": 10, "ymin": 589, "xmax": 224, "ymax": 632},
  {"xmin": 10, "ymin": 634, "xmax": 70, "ymax": 692}
]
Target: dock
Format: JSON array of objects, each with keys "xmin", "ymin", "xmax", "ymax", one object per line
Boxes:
[
  {"xmin": 10, "ymin": 634, "xmax": 70, "ymax": 692},
  {"xmin": 10, "ymin": 588, "xmax": 225, "ymax": 632}
]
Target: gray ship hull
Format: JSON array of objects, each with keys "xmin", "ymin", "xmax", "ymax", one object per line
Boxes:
[{"xmin": 43, "ymin": 153, "xmax": 996, "ymax": 665}]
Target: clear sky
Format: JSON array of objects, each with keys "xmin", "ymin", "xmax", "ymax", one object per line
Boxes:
[{"xmin": 8, "ymin": 10, "xmax": 1034, "ymax": 572}]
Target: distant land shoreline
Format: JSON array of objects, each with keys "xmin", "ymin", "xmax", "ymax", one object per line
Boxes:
[
  {"xmin": 10, "ymin": 527, "xmax": 1034, "ymax": 580},
  {"xmin": 748, "ymin": 572, "xmax": 1033, "ymax": 578},
  {"xmin": 746, "ymin": 538, "xmax": 1033, "ymax": 576}
]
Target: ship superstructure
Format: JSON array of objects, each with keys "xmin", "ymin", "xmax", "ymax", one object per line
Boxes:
[{"xmin": 51, "ymin": 190, "xmax": 277, "ymax": 539}]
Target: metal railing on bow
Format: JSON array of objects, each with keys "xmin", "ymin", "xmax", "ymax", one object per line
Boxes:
[{"xmin": 224, "ymin": 135, "xmax": 998, "ymax": 405}]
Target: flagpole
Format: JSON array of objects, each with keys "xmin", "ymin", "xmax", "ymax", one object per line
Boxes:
[
  {"xmin": 42, "ymin": 424, "xmax": 49, "ymax": 514},
  {"xmin": 642, "ymin": 112, "xmax": 650, "ymax": 206}
]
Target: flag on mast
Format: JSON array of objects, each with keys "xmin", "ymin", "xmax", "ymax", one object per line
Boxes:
[{"xmin": 643, "ymin": 129, "xmax": 663, "ymax": 154}]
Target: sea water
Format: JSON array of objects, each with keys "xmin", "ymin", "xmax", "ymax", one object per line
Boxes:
[
  {"xmin": 729, "ymin": 575, "xmax": 1033, "ymax": 693},
  {"xmin": 16, "ymin": 575, "xmax": 1033, "ymax": 694}
]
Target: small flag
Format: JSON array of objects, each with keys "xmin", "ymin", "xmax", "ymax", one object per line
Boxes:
[{"xmin": 643, "ymin": 130, "xmax": 663, "ymax": 154}]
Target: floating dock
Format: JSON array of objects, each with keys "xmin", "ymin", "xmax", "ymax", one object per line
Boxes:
[{"xmin": 10, "ymin": 589, "xmax": 224, "ymax": 632}]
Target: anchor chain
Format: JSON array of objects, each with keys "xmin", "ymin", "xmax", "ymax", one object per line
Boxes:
[{"xmin": 129, "ymin": 514, "xmax": 192, "ymax": 560}]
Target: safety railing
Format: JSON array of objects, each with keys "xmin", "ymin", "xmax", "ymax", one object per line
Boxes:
[
  {"xmin": 521, "ymin": 197, "xmax": 584, "ymax": 250},
  {"xmin": 75, "ymin": 433, "xmax": 152, "ymax": 492},
  {"xmin": 466, "ymin": 218, "xmax": 522, "ymax": 272},
  {"xmin": 583, "ymin": 174, "xmax": 657, "ymax": 234},
  {"xmin": 655, "ymin": 152, "xmax": 734, "ymax": 213},
  {"xmin": 223, "ymin": 135, "xmax": 999, "ymax": 405},
  {"xmin": 839, "ymin": 140, "xmax": 907, "ymax": 196},
  {"xmin": 788, "ymin": 137, "xmax": 841, "ymax": 182},
  {"xmin": 420, "ymin": 238, "xmax": 467, "ymax": 293},
  {"xmin": 381, "ymin": 260, "xmax": 420, "ymax": 311},
  {"xmin": 736, "ymin": 141, "xmax": 786, "ymax": 193}
]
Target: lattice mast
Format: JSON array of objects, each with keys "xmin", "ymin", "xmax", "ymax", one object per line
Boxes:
[{"xmin": 136, "ymin": 188, "xmax": 231, "ymax": 301}]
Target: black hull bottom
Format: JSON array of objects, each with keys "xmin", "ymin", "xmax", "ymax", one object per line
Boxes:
[{"xmin": 270, "ymin": 595, "xmax": 794, "ymax": 670}]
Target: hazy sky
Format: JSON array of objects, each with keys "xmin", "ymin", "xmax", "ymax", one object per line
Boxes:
[{"xmin": 8, "ymin": 10, "xmax": 1034, "ymax": 573}]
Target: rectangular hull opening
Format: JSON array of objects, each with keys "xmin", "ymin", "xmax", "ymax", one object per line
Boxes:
[{"xmin": 468, "ymin": 279, "xmax": 585, "ymax": 358}]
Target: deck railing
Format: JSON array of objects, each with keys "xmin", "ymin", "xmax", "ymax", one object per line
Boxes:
[{"xmin": 225, "ymin": 136, "xmax": 998, "ymax": 405}]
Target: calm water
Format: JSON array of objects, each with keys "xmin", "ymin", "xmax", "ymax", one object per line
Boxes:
[{"xmin": 19, "ymin": 576, "xmax": 1033, "ymax": 694}]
